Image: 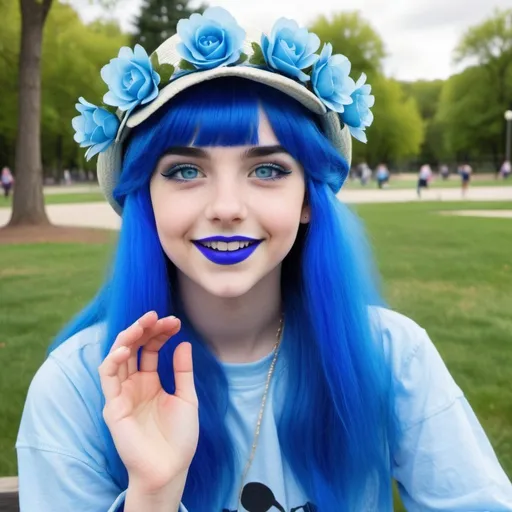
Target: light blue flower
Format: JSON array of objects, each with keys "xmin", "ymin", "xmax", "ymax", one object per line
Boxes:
[
  {"xmin": 101, "ymin": 44, "xmax": 160, "ymax": 112},
  {"xmin": 176, "ymin": 7, "xmax": 246, "ymax": 70},
  {"xmin": 261, "ymin": 18, "xmax": 320, "ymax": 82},
  {"xmin": 71, "ymin": 98, "xmax": 120, "ymax": 161},
  {"xmin": 341, "ymin": 73, "xmax": 375, "ymax": 143},
  {"xmin": 311, "ymin": 43, "xmax": 355, "ymax": 113}
]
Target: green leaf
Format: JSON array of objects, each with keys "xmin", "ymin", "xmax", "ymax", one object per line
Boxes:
[
  {"xmin": 150, "ymin": 52, "xmax": 160, "ymax": 70},
  {"xmin": 179, "ymin": 59, "xmax": 197, "ymax": 71},
  {"xmin": 101, "ymin": 104, "xmax": 118, "ymax": 115},
  {"xmin": 303, "ymin": 64, "xmax": 314, "ymax": 76},
  {"xmin": 236, "ymin": 52, "xmax": 248, "ymax": 65},
  {"xmin": 158, "ymin": 63, "xmax": 175, "ymax": 83},
  {"xmin": 249, "ymin": 42, "xmax": 267, "ymax": 66}
]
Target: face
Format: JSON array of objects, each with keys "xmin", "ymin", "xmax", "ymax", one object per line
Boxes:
[{"xmin": 149, "ymin": 111, "xmax": 309, "ymax": 298}]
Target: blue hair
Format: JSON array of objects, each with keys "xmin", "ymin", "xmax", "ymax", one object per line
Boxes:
[{"xmin": 51, "ymin": 78, "xmax": 396, "ymax": 510}]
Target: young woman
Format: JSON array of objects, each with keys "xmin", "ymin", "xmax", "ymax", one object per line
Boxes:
[{"xmin": 16, "ymin": 8, "xmax": 512, "ymax": 512}]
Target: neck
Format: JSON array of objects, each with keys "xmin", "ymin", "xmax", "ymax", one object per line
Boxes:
[{"xmin": 176, "ymin": 269, "xmax": 282, "ymax": 363}]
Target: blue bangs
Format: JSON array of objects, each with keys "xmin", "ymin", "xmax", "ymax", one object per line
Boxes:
[{"xmin": 114, "ymin": 77, "xmax": 348, "ymax": 207}]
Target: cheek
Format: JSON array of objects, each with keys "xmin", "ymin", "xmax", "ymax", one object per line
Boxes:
[{"xmin": 150, "ymin": 183, "xmax": 193, "ymax": 241}]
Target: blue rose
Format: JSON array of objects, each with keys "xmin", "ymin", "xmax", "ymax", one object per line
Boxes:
[
  {"xmin": 101, "ymin": 44, "xmax": 160, "ymax": 112},
  {"xmin": 311, "ymin": 43, "xmax": 355, "ymax": 113},
  {"xmin": 72, "ymin": 98, "xmax": 120, "ymax": 161},
  {"xmin": 341, "ymin": 73, "xmax": 375, "ymax": 143},
  {"xmin": 261, "ymin": 18, "xmax": 320, "ymax": 82},
  {"xmin": 176, "ymin": 7, "xmax": 246, "ymax": 70}
]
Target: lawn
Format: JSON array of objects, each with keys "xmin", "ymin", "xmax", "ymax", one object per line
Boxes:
[
  {"xmin": 0, "ymin": 192, "xmax": 105, "ymax": 206},
  {"xmin": 0, "ymin": 201, "xmax": 511, "ymax": 505},
  {"xmin": 344, "ymin": 176, "xmax": 512, "ymax": 190}
]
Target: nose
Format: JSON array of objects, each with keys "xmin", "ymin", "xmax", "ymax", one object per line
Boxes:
[{"xmin": 204, "ymin": 180, "xmax": 247, "ymax": 225}]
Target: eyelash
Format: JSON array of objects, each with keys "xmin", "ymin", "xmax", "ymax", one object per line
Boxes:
[
  {"xmin": 160, "ymin": 162, "xmax": 292, "ymax": 182},
  {"xmin": 161, "ymin": 163, "xmax": 203, "ymax": 182}
]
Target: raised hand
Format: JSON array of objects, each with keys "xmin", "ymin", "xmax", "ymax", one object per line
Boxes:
[{"xmin": 99, "ymin": 311, "xmax": 199, "ymax": 493}]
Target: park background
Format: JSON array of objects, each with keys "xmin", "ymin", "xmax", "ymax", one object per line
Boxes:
[{"xmin": 0, "ymin": 0, "xmax": 511, "ymax": 510}]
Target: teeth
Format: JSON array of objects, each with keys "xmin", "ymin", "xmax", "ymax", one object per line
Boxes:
[{"xmin": 200, "ymin": 240, "xmax": 255, "ymax": 251}]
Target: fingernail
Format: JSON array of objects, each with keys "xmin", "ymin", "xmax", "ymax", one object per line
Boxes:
[{"xmin": 116, "ymin": 346, "xmax": 129, "ymax": 354}]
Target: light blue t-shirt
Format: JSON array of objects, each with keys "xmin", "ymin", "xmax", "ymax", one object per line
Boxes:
[{"xmin": 16, "ymin": 308, "xmax": 512, "ymax": 511}]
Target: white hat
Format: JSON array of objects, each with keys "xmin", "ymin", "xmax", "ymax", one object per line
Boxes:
[{"xmin": 73, "ymin": 8, "xmax": 374, "ymax": 214}]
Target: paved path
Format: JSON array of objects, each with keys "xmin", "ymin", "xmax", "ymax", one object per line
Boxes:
[{"xmin": 1, "ymin": 186, "xmax": 511, "ymax": 231}]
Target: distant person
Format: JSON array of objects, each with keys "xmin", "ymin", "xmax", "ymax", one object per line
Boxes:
[
  {"xmin": 63, "ymin": 169, "xmax": 72, "ymax": 186},
  {"xmin": 360, "ymin": 162, "xmax": 372, "ymax": 186},
  {"xmin": 375, "ymin": 163, "xmax": 389, "ymax": 189},
  {"xmin": 417, "ymin": 164, "xmax": 432, "ymax": 198},
  {"xmin": 459, "ymin": 163, "xmax": 472, "ymax": 197},
  {"xmin": 439, "ymin": 164, "xmax": 450, "ymax": 180},
  {"xmin": 500, "ymin": 160, "xmax": 511, "ymax": 179},
  {"xmin": 1, "ymin": 166, "xmax": 14, "ymax": 198}
]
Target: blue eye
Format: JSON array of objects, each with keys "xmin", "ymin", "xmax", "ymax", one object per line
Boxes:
[
  {"xmin": 251, "ymin": 163, "xmax": 291, "ymax": 180},
  {"xmin": 161, "ymin": 165, "xmax": 203, "ymax": 181}
]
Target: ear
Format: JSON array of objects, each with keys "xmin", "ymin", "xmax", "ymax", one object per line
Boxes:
[{"xmin": 300, "ymin": 204, "xmax": 311, "ymax": 224}]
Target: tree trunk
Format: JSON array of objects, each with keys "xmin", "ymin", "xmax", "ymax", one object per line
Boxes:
[{"xmin": 8, "ymin": 0, "xmax": 53, "ymax": 226}]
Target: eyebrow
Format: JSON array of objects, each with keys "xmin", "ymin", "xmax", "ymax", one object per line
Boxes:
[{"xmin": 160, "ymin": 145, "xmax": 291, "ymax": 159}]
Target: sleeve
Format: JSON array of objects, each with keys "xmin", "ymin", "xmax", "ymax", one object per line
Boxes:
[
  {"xmin": 16, "ymin": 354, "xmax": 190, "ymax": 512},
  {"xmin": 391, "ymin": 328, "xmax": 512, "ymax": 511}
]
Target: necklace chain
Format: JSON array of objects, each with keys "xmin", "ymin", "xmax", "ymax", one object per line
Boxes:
[{"xmin": 237, "ymin": 315, "xmax": 284, "ymax": 509}]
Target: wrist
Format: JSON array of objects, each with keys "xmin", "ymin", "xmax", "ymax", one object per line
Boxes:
[{"xmin": 125, "ymin": 471, "xmax": 188, "ymax": 512}]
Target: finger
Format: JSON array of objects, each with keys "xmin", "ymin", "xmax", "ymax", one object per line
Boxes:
[
  {"xmin": 126, "ymin": 312, "xmax": 159, "ymax": 375},
  {"xmin": 98, "ymin": 346, "xmax": 130, "ymax": 401},
  {"xmin": 139, "ymin": 317, "xmax": 181, "ymax": 372},
  {"xmin": 110, "ymin": 311, "xmax": 158, "ymax": 353},
  {"xmin": 173, "ymin": 342, "xmax": 198, "ymax": 407}
]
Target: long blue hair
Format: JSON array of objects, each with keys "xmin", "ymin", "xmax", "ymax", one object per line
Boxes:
[{"xmin": 51, "ymin": 78, "xmax": 396, "ymax": 510}]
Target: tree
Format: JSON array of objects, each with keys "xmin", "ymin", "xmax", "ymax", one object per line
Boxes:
[
  {"xmin": 309, "ymin": 11, "xmax": 423, "ymax": 165},
  {"xmin": 401, "ymin": 80, "xmax": 444, "ymax": 164},
  {"xmin": 132, "ymin": 0, "xmax": 206, "ymax": 54},
  {"xmin": 432, "ymin": 9, "xmax": 512, "ymax": 166},
  {"xmin": 309, "ymin": 11, "xmax": 386, "ymax": 79},
  {"xmin": 7, "ymin": 0, "xmax": 122, "ymax": 227},
  {"xmin": 355, "ymin": 76, "xmax": 424, "ymax": 165},
  {"xmin": 455, "ymin": 9, "xmax": 512, "ymax": 107},
  {"xmin": 0, "ymin": 0, "xmax": 21, "ymax": 169},
  {"xmin": 9, "ymin": 0, "xmax": 53, "ymax": 226},
  {"xmin": 41, "ymin": 4, "xmax": 128, "ymax": 181}
]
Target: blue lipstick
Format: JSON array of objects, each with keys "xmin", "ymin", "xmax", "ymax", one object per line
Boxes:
[{"xmin": 193, "ymin": 236, "xmax": 262, "ymax": 266}]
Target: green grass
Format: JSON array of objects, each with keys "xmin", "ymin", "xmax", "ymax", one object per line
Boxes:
[
  {"xmin": 0, "ymin": 192, "xmax": 105, "ymax": 207},
  {"xmin": 345, "ymin": 177, "xmax": 512, "ymax": 190},
  {"xmin": 0, "ymin": 202, "xmax": 511, "ymax": 506}
]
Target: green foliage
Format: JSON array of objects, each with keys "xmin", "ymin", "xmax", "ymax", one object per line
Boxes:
[
  {"xmin": 39, "ymin": 3, "xmax": 128, "ymax": 177},
  {"xmin": 309, "ymin": 11, "xmax": 385, "ymax": 78},
  {"xmin": 401, "ymin": 80, "xmax": 445, "ymax": 163},
  {"xmin": 0, "ymin": 0, "xmax": 21, "ymax": 166},
  {"xmin": 131, "ymin": 0, "xmax": 206, "ymax": 54},
  {"xmin": 439, "ymin": 9, "xmax": 512, "ymax": 163},
  {"xmin": 354, "ymin": 76, "xmax": 424, "ymax": 164},
  {"xmin": 249, "ymin": 42, "xmax": 266, "ymax": 66},
  {"xmin": 309, "ymin": 12, "xmax": 423, "ymax": 165}
]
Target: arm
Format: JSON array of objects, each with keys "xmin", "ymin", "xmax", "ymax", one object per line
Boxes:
[{"xmin": 391, "ymin": 328, "xmax": 512, "ymax": 511}]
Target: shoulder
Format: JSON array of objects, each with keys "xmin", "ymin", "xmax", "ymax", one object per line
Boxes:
[{"xmin": 370, "ymin": 306, "xmax": 464, "ymax": 430}]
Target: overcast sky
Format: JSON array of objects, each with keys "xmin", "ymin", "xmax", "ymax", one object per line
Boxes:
[{"xmin": 73, "ymin": 0, "xmax": 509, "ymax": 81}]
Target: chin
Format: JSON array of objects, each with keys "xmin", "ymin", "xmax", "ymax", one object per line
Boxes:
[{"xmin": 198, "ymin": 275, "xmax": 260, "ymax": 299}]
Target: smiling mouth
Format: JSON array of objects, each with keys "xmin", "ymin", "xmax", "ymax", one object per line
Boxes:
[
  {"xmin": 192, "ymin": 237, "xmax": 262, "ymax": 265},
  {"xmin": 195, "ymin": 240, "xmax": 258, "ymax": 251}
]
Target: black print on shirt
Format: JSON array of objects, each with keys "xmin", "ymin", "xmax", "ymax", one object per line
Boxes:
[{"xmin": 222, "ymin": 482, "xmax": 317, "ymax": 512}]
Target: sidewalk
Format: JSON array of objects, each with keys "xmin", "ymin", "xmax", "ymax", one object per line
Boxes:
[{"xmin": 1, "ymin": 186, "xmax": 511, "ymax": 231}]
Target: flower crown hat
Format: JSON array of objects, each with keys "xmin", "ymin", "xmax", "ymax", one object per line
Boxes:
[{"xmin": 73, "ymin": 7, "xmax": 375, "ymax": 214}]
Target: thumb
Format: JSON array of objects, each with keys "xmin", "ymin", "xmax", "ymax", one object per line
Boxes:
[{"xmin": 173, "ymin": 342, "xmax": 198, "ymax": 407}]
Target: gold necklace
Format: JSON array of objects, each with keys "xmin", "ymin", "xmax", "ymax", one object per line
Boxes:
[{"xmin": 237, "ymin": 315, "xmax": 284, "ymax": 510}]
